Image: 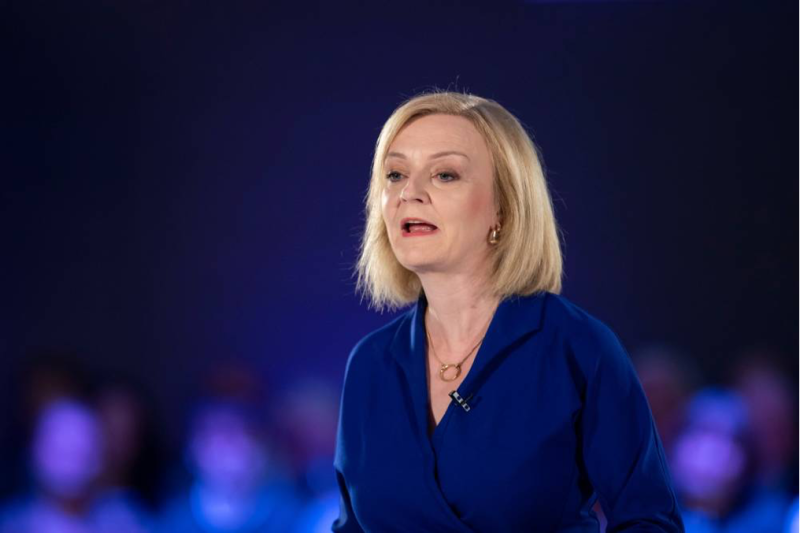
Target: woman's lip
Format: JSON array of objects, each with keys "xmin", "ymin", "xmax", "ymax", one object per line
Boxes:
[
  {"xmin": 401, "ymin": 227, "xmax": 439, "ymax": 238},
  {"xmin": 399, "ymin": 217, "xmax": 437, "ymax": 228},
  {"xmin": 399, "ymin": 217, "xmax": 438, "ymax": 239}
]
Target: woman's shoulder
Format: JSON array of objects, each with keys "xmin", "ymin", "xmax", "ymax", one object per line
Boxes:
[
  {"xmin": 343, "ymin": 308, "xmax": 414, "ymax": 375},
  {"xmin": 541, "ymin": 292, "xmax": 622, "ymax": 343},
  {"xmin": 539, "ymin": 292, "xmax": 630, "ymax": 370},
  {"xmin": 538, "ymin": 294, "xmax": 644, "ymax": 406}
]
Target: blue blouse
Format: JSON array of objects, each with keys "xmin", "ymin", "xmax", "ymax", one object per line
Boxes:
[{"xmin": 333, "ymin": 291, "xmax": 684, "ymax": 532}]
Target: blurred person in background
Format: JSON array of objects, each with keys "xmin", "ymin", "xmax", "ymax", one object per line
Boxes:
[
  {"xmin": 18, "ymin": 353, "xmax": 87, "ymax": 422},
  {"xmin": 729, "ymin": 349, "xmax": 798, "ymax": 496},
  {"xmin": 157, "ymin": 397, "xmax": 301, "ymax": 533},
  {"xmin": 632, "ymin": 343, "xmax": 702, "ymax": 456},
  {"xmin": 0, "ymin": 396, "xmax": 148, "ymax": 533},
  {"xmin": 93, "ymin": 381, "xmax": 158, "ymax": 532},
  {"xmin": 671, "ymin": 387, "xmax": 790, "ymax": 533},
  {"xmin": 271, "ymin": 378, "xmax": 340, "ymax": 533},
  {"xmin": 2, "ymin": 353, "xmax": 88, "ymax": 501},
  {"xmin": 273, "ymin": 377, "xmax": 339, "ymax": 498}
]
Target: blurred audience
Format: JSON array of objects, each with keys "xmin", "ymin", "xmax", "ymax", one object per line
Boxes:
[
  {"xmin": 271, "ymin": 378, "xmax": 340, "ymax": 533},
  {"xmin": 632, "ymin": 343, "xmax": 702, "ymax": 455},
  {"xmin": 273, "ymin": 378, "xmax": 339, "ymax": 496},
  {"xmin": 0, "ymin": 345, "xmax": 794, "ymax": 532},
  {"xmin": 157, "ymin": 397, "xmax": 301, "ymax": 533},
  {"xmin": 730, "ymin": 350, "xmax": 798, "ymax": 495},
  {"xmin": 672, "ymin": 387, "xmax": 791, "ymax": 533},
  {"xmin": 93, "ymin": 382, "xmax": 157, "ymax": 533},
  {"xmin": 0, "ymin": 397, "xmax": 148, "ymax": 533}
]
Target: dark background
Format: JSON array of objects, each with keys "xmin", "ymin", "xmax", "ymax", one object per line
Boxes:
[{"xmin": 2, "ymin": 0, "xmax": 796, "ymax": 492}]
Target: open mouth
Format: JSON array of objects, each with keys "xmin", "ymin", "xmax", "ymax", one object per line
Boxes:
[{"xmin": 401, "ymin": 218, "xmax": 439, "ymax": 235}]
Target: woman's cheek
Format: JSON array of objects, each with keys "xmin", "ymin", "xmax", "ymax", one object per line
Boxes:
[
  {"xmin": 466, "ymin": 193, "xmax": 494, "ymax": 226},
  {"xmin": 380, "ymin": 190, "xmax": 396, "ymax": 237},
  {"xmin": 381, "ymin": 189, "xmax": 392, "ymax": 216}
]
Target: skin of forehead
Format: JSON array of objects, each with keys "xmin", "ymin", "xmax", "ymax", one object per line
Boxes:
[{"xmin": 387, "ymin": 114, "xmax": 490, "ymax": 166}]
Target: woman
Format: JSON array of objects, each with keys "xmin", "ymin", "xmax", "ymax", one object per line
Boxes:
[{"xmin": 333, "ymin": 91, "xmax": 684, "ymax": 532}]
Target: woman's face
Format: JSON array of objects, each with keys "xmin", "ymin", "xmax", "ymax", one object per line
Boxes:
[{"xmin": 381, "ymin": 114, "xmax": 498, "ymax": 277}]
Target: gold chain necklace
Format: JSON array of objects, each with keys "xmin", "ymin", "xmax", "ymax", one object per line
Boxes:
[{"xmin": 425, "ymin": 308, "xmax": 496, "ymax": 382}]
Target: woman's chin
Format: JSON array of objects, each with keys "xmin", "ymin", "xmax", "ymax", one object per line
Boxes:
[{"xmin": 396, "ymin": 255, "xmax": 442, "ymax": 275}]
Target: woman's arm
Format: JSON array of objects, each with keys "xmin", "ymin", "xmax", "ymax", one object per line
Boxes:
[
  {"xmin": 331, "ymin": 467, "xmax": 365, "ymax": 533},
  {"xmin": 578, "ymin": 323, "xmax": 685, "ymax": 532},
  {"xmin": 331, "ymin": 340, "xmax": 369, "ymax": 533}
]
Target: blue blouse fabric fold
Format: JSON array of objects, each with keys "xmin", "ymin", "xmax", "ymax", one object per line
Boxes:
[{"xmin": 333, "ymin": 291, "xmax": 684, "ymax": 532}]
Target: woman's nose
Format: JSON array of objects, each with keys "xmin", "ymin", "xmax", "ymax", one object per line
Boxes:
[{"xmin": 400, "ymin": 175, "xmax": 429, "ymax": 203}]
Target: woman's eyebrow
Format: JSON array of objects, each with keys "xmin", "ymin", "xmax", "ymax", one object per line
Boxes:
[{"xmin": 386, "ymin": 150, "xmax": 471, "ymax": 161}]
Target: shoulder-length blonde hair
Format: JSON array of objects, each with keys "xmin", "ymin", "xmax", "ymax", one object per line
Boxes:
[{"xmin": 356, "ymin": 91, "xmax": 563, "ymax": 312}]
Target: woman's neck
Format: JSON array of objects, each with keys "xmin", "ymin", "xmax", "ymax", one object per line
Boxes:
[{"xmin": 419, "ymin": 270, "xmax": 500, "ymax": 351}]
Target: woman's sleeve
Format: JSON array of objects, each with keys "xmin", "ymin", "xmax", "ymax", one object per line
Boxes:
[
  {"xmin": 331, "ymin": 342, "xmax": 367, "ymax": 533},
  {"xmin": 577, "ymin": 323, "xmax": 685, "ymax": 532},
  {"xmin": 331, "ymin": 467, "xmax": 365, "ymax": 533}
]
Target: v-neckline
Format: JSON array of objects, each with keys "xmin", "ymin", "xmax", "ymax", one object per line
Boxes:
[
  {"xmin": 424, "ymin": 343, "xmax": 479, "ymax": 445},
  {"xmin": 423, "ymin": 304, "xmax": 491, "ymax": 439},
  {"xmin": 400, "ymin": 291, "xmax": 548, "ymax": 451},
  {"xmin": 427, "ymin": 385, "xmax": 457, "ymax": 437}
]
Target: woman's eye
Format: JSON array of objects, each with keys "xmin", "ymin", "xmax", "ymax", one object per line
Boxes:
[
  {"xmin": 436, "ymin": 172, "xmax": 458, "ymax": 183},
  {"xmin": 386, "ymin": 171, "xmax": 403, "ymax": 182}
]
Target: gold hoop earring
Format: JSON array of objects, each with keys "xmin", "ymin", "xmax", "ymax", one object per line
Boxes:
[{"xmin": 488, "ymin": 223, "xmax": 502, "ymax": 245}]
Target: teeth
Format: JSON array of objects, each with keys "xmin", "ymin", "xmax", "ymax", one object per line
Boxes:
[{"xmin": 402, "ymin": 219, "xmax": 436, "ymax": 232}]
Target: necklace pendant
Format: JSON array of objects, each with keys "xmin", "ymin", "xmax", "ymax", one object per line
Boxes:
[{"xmin": 439, "ymin": 363, "xmax": 461, "ymax": 382}]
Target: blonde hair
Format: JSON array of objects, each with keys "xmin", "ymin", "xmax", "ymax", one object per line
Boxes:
[{"xmin": 356, "ymin": 91, "xmax": 563, "ymax": 311}]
